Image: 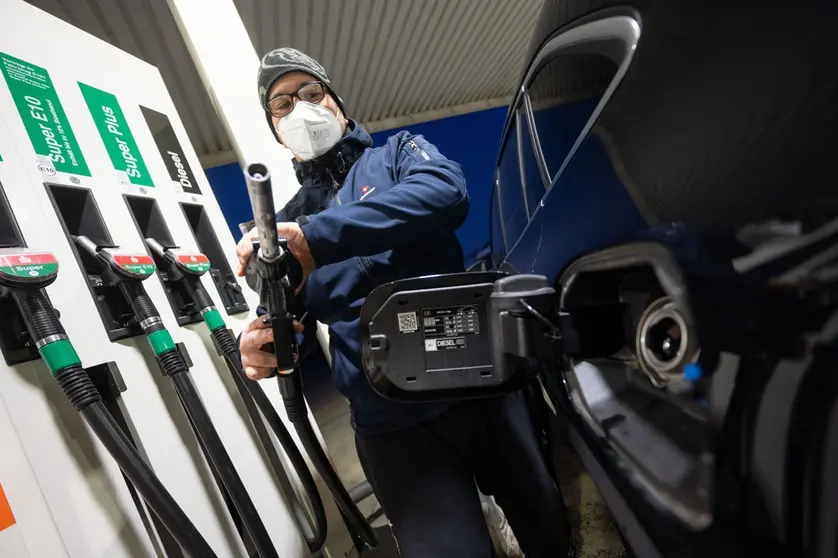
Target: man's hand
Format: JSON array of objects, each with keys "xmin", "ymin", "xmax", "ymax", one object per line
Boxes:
[
  {"xmin": 240, "ymin": 314, "xmax": 304, "ymax": 380},
  {"xmin": 235, "ymin": 223, "xmax": 316, "ymax": 292}
]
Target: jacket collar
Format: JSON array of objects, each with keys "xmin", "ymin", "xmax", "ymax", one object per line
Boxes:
[{"xmin": 293, "ymin": 120, "xmax": 372, "ymax": 185}]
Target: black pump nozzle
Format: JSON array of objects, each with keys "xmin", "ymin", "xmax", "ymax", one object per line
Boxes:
[
  {"xmin": 244, "ymin": 163, "xmax": 298, "ymax": 374},
  {"xmin": 74, "ymin": 235, "xmax": 155, "ymax": 284},
  {"xmin": 242, "ymin": 162, "xmax": 379, "ymax": 549}
]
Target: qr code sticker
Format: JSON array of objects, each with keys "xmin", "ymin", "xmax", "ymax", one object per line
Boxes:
[{"xmin": 397, "ymin": 311, "xmax": 418, "ymax": 333}]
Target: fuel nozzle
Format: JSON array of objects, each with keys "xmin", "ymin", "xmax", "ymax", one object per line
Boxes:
[
  {"xmin": 74, "ymin": 236, "xmax": 162, "ymax": 331},
  {"xmin": 146, "ymin": 238, "xmax": 211, "ymax": 281},
  {"xmin": 146, "ymin": 237, "xmax": 221, "ymax": 326},
  {"xmin": 242, "ymin": 162, "xmax": 379, "ymax": 549},
  {"xmin": 74, "ymin": 235, "xmax": 155, "ymax": 285},
  {"xmin": 243, "ymin": 163, "xmax": 299, "ymax": 381}
]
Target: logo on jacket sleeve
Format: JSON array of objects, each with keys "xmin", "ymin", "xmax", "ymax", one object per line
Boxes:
[{"xmin": 360, "ymin": 185, "xmax": 376, "ymax": 200}]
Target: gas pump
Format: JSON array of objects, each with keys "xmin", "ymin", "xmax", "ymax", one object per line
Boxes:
[
  {"xmin": 0, "ymin": 247, "xmax": 217, "ymax": 557},
  {"xmin": 73, "ymin": 235, "xmax": 280, "ymax": 558}
]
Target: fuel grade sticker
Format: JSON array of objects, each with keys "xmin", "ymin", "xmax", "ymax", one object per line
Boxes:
[
  {"xmin": 424, "ymin": 337, "xmax": 467, "ymax": 352},
  {"xmin": 113, "ymin": 253, "xmax": 155, "ymax": 275},
  {"xmin": 0, "ymin": 252, "xmax": 58, "ymax": 278},
  {"xmin": 176, "ymin": 253, "xmax": 210, "ymax": 273}
]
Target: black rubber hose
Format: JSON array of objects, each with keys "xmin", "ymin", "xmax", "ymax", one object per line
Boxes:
[
  {"xmin": 284, "ymin": 394, "xmax": 379, "ymax": 549},
  {"xmin": 214, "ymin": 324, "xmax": 365, "ymax": 549},
  {"xmin": 212, "ymin": 327, "xmax": 327, "ymax": 552},
  {"xmin": 348, "ymin": 480, "xmax": 374, "ymax": 504},
  {"xmin": 189, "ymin": 279, "xmax": 215, "ymax": 312},
  {"xmin": 55, "ymin": 365, "xmax": 102, "ymax": 410},
  {"xmin": 165, "ymin": 360, "xmax": 278, "ymax": 558},
  {"xmin": 82, "ymin": 401, "xmax": 218, "ymax": 557},
  {"xmin": 11, "ymin": 289, "xmax": 64, "ymax": 339},
  {"xmin": 119, "ymin": 281, "xmax": 158, "ymax": 323},
  {"xmin": 12, "ymin": 289, "xmax": 217, "ymax": 555}
]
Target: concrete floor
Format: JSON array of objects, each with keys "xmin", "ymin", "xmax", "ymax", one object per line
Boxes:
[{"xmin": 304, "ymin": 366, "xmax": 626, "ymax": 558}]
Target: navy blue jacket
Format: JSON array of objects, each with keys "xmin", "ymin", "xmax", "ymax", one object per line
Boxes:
[{"xmin": 275, "ymin": 121, "xmax": 469, "ymax": 433}]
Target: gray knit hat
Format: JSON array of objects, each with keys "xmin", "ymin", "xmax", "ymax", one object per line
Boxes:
[{"xmin": 257, "ymin": 47, "xmax": 345, "ymax": 115}]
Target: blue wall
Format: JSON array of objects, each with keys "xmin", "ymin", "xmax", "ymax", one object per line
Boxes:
[{"xmin": 205, "ymin": 106, "xmax": 507, "ymax": 265}]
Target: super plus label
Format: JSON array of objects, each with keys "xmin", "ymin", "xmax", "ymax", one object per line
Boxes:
[
  {"xmin": 113, "ymin": 254, "xmax": 155, "ymax": 275},
  {"xmin": 176, "ymin": 253, "xmax": 210, "ymax": 273},
  {"xmin": 0, "ymin": 252, "xmax": 58, "ymax": 278}
]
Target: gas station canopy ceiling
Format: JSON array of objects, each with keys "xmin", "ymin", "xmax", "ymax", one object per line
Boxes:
[{"xmin": 27, "ymin": 0, "xmax": 543, "ymax": 167}]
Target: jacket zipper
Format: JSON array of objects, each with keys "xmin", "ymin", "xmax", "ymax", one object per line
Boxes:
[
  {"xmin": 327, "ymin": 170, "xmax": 342, "ymax": 206},
  {"xmin": 408, "ymin": 139, "xmax": 430, "ymax": 161},
  {"xmin": 329, "ymin": 152, "xmax": 349, "ymax": 206}
]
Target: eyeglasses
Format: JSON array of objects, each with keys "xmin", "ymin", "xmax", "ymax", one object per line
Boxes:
[{"xmin": 266, "ymin": 81, "xmax": 326, "ymax": 118}]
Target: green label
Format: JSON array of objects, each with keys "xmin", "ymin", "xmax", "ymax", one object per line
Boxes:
[
  {"xmin": 0, "ymin": 52, "xmax": 90, "ymax": 176},
  {"xmin": 78, "ymin": 83, "xmax": 153, "ymax": 187},
  {"xmin": 123, "ymin": 263, "xmax": 155, "ymax": 275},
  {"xmin": 1, "ymin": 263, "xmax": 58, "ymax": 277}
]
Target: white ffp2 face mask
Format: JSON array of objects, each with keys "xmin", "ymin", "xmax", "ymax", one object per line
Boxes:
[{"xmin": 276, "ymin": 101, "xmax": 343, "ymax": 161}]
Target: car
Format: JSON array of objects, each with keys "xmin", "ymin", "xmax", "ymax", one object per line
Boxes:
[{"xmin": 487, "ymin": 0, "xmax": 838, "ymax": 556}]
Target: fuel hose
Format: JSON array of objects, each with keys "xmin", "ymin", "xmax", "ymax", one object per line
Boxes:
[
  {"xmin": 181, "ymin": 270, "xmax": 328, "ymax": 553},
  {"xmin": 10, "ymin": 288, "xmax": 217, "ymax": 558},
  {"xmin": 117, "ymin": 279, "xmax": 280, "ymax": 558}
]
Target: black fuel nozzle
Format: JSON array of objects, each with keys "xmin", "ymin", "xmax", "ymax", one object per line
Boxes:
[
  {"xmin": 146, "ymin": 238, "xmax": 211, "ymax": 282},
  {"xmin": 73, "ymin": 235, "xmax": 156, "ymax": 286},
  {"xmin": 146, "ymin": 237, "xmax": 219, "ymax": 320},
  {"xmin": 0, "ymin": 247, "xmax": 69, "ymax": 367},
  {"xmin": 73, "ymin": 236, "xmax": 162, "ymax": 331},
  {"xmin": 243, "ymin": 163, "xmax": 301, "ymax": 395}
]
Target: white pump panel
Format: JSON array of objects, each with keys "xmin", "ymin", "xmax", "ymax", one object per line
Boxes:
[{"xmin": 0, "ymin": 2, "xmax": 311, "ymax": 556}]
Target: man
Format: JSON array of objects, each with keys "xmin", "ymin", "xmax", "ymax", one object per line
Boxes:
[{"xmin": 236, "ymin": 47, "xmax": 569, "ymax": 558}]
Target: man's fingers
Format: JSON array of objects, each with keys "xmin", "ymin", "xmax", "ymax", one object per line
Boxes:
[
  {"xmin": 242, "ymin": 348, "xmax": 277, "ymax": 369},
  {"xmin": 244, "ymin": 366, "xmax": 274, "ymax": 380},
  {"xmin": 236, "ymin": 228, "xmax": 258, "ymax": 277},
  {"xmin": 247, "ymin": 315, "xmax": 271, "ymax": 330},
  {"xmin": 236, "ymin": 240, "xmax": 254, "ymax": 277},
  {"xmin": 241, "ymin": 327, "xmax": 273, "ymax": 350},
  {"xmin": 294, "ymin": 320, "xmax": 304, "ymax": 333}
]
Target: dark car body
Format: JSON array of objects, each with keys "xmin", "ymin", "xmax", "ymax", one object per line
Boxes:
[{"xmin": 489, "ymin": 1, "xmax": 838, "ymax": 556}]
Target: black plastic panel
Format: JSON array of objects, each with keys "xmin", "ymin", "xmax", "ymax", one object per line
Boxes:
[
  {"xmin": 124, "ymin": 195, "xmax": 200, "ymax": 326},
  {"xmin": 45, "ymin": 184, "xmax": 141, "ymax": 341},
  {"xmin": 0, "ymin": 181, "xmax": 24, "ymax": 249},
  {"xmin": 180, "ymin": 202, "xmax": 248, "ymax": 315}
]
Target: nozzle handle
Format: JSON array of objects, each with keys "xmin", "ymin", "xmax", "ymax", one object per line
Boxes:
[{"xmin": 244, "ymin": 163, "xmax": 280, "ymax": 263}]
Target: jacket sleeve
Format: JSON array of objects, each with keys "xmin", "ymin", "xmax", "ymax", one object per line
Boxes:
[{"xmin": 298, "ymin": 134, "xmax": 469, "ymax": 267}]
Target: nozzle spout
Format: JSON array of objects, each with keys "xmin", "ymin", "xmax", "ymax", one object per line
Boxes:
[
  {"xmin": 244, "ymin": 163, "xmax": 279, "ymax": 263},
  {"xmin": 145, "ymin": 237, "xmax": 166, "ymax": 259},
  {"xmin": 73, "ymin": 235, "xmax": 100, "ymax": 258}
]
